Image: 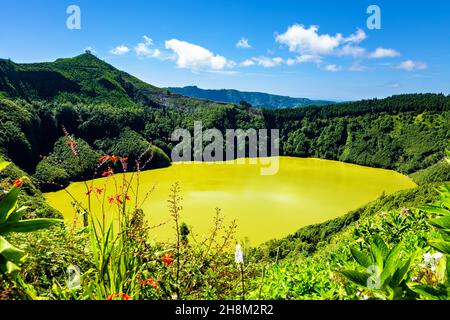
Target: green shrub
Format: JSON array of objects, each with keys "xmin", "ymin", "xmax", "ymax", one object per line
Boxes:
[
  {"xmin": 411, "ymin": 160, "xmax": 450, "ymax": 185},
  {"xmin": 34, "ymin": 136, "xmax": 100, "ymax": 189},
  {"xmin": 95, "ymin": 128, "xmax": 171, "ymax": 170}
]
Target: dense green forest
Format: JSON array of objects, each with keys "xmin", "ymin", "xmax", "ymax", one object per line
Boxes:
[
  {"xmin": 1, "ymin": 54, "xmax": 448, "ymax": 189},
  {"xmin": 1, "ymin": 53, "xmax": 450, "ymax": 300}
]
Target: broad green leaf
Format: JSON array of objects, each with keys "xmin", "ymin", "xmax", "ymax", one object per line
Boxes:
[
  {"xmin": 437, "ymin": 229, "xmax": 450, "ymax": 238},
  {"xmin": 0, "ymin": 218, "xmax": 62, "ymax": 234},
  {"xmin": 429, "ymin": 216, "xmax": 450, "ymax": 229},
  {"xmin": 370, "ymin": 237, "xmax": 387, "ymax": 268},
  {"xmin": 372, "ymin": 236, "xmax": 389, "ymax": 259},
  {"xmin": 0, "ymin": 162, "xmax": 10, "ymax": 172},
  {"xmin": 380, "ymin": 243, "xmax": 403, "ymax": 285},
  {"xmin": 428, "ymin": 240, "xmax": 450, "ymax": 255},
  {"xmin": 340, "ymin": 270, "xmax": 369, "ymax": 287},
  {"xmin": 420, "ymin": 205, "xmax": 450, "ymax": 216},
  {"xmin": 5, "ymin": 206, "xmax": 28, "ymax": 223},
  {"xmin": 410, "ymin": 284, "xmax": 448, "ymax": 300},
  {"xmin": 391, "ymin": 256, "xmax": 412, "ymax": 287},
  {"xmin": 6, "ymin": 261, "xmax": 21, "ymax": 274},
  {"xmin": 0, "ymin": 186, "xmax": 20, "ymax": 223},
  {"xmin": 0, "ymin": 236, "xmax": 25, "ymax": 263},
  {"xmin": 350, "ymin": 246, "xmax": 372, "ymax": 268}
]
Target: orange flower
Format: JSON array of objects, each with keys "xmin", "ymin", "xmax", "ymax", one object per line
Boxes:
[
  {"xmin": 162, "ymin": 253, "xmax": 174, "ymax": 266},
  {"xmin": 121, "ymin": 293, "xmax": 131, "ymax": 300},
  {"xmin": 120, "ymin": 157, "xmax": 128, "ymax": 163},
  {"xmin": 140, "ymin": 278, "xmax": 158, "ymax": 289},
  {"xmin": 95, "ymin": 187, "xmax": 104, "ymax": 195},
  {"xmin": 124, "ymin": 194, "xmax": 131, "ymax": 201},
  {"xmin": 106, "ymin": 293, "xmax": 131, "ymax": 300},
  {"xmin": 85, "ymin": 188, "xmax": 93, "ymax": 196},
  {"xmin": 107, "ymin": 195, "xmax": 115, "ymax": 204},
  {"xmin": 13, "ymin": 179, "xmax": 23, "ymax": 188},
  {"xmin": 114, "ymin": 195, "xmax": 124, "ymax": 205},
  {"xmin": 109, "ymin": 155, "xmax": 118, "ymax": 163},
  {"xmin": 99, "ymin": 155, "xmax": 110, "ymax": 163},
  {"xmin": 65, "ymin": 140, "xmax": 77, "ymax": 147},
  {"xmin": 101, "ymin": 167, "xmax": 114, "ymax": 177}
]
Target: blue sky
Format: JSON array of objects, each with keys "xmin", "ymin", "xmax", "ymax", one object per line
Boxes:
[{"xmin": 0, "ymin": 0, "xmax": 449, "ymax": 100}]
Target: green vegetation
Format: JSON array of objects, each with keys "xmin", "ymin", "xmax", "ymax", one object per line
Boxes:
[
  {"xmin": 0, "ymin": 161, "xmax": 61, "ymax": 298},
  {"xmin": 0, "ymin": 54, "xmax": 450, "ymax": 300},
  {"xmin": 411, "ymin": 160, "xmax": 450, "ymax": 185},
  {"xmin": 265, "ymin": 95, "xmax": 450, "ymax": 173}
]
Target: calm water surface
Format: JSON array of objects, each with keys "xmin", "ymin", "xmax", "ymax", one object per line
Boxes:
[{"xmin": 45, "ymin": 157, "xmax": 416, "ymax": 245}]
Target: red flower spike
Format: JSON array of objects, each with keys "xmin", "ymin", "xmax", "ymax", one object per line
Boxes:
[
  {"xmin": 99, "ymin": 155, "xmax": 110, "ymax": 163},
  {"xmin": 162, "ymin": 253, "xmax": 174, "ymax": 266},
  {"xmin": 13, "ymin": 179, "xmax": 23, "ymax": 188},
  {"xmin": 141, "ymin": 278, "xmax": 158, "ymax": 289},
  {"xmin": 114, "ymin": 195, "xmax": 123, "ymax": 205},
  {"xmin": 121, "ymin": 293, "xmax": 131, "ymax": 300},
  {"xmin": 102, "ymin": 167, "xmax": 114, "ymax": 177}
]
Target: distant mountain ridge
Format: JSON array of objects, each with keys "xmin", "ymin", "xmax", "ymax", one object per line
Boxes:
[{"xmin": 166, "ymin": 86, "xmax": 334, "ymax": 109}]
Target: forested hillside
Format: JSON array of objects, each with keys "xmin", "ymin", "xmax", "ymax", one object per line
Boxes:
[
  {"xmin": 166, "ymin": 85, "xmax": 333, "ymax": 108},
  {"xmin": 265, "ymin": 94, "xmax": 450, "ymax": 174},
  {"xmin": 0, "ymin": 54, "xmax": 264, "ymax": 190},
  {"xmin": 1, "ymin": 54, "xmax": 449, "ymax": 192}
]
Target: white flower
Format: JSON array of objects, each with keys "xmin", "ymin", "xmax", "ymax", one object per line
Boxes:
[
  {"xmin": 235, "ymin": 244, "xmax": 244, "ymax": 264},
  {"xmin": 432, "ymin": 252, "xmax": 444, "ymax": 261},
  {"xmin": 422, "ymin": 252, "xmax": 444, "ymax": 270},
  {"xmin": 423, "ymin": 253, "xmax": 433, "ymax": 265}
]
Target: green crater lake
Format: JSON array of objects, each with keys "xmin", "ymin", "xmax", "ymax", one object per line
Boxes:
[{"xmin": 45, "ymin": 157, "xmax": 416, "ymax": 245}]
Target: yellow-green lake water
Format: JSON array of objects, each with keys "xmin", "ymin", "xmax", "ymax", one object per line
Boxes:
[{"xmin": 45, "ymin": 157, "xmax": 416, "ymax": 245}]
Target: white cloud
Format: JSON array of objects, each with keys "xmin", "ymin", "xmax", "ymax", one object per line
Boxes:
[
  {"xmin": 135, "ymin": 42, "xmax": 152, "ymax": 56},
  {"xmin": 110, "ymin": 45, "xmax": 130, "ymax": 55},
  {"xmin": 236, "ymin": 37, "xmax": 251, "ymax": 49},
  {"xmin": 240, "ymin": 59, "xmax": 255, "ymax": 67},
  {"xmin": 337, "ymin": 44, "xmax": 366, "ymax": 57},
  {"xmin": 143, "ymin": 35, "xmax": 153, "ymax": 46},
  {"xmin": 247, "ymin": 56, "xmax": 284, "ymax": 68},
  {"xmin": 344, "ymin": 29, "xmax": 367, "ymax": 44},
  {"xmin": 286, "ymin": 54, "xmax": 322, "ymax": 66},
  {"xmin": 324, "ymin": 64, "xmax": 342, "ymax": 72},
  {"xmin": 397, "ymin": 60, "xmax": 427, "ymax": 71},
  {"xmin": 134, "ymin": 35, "xmax": 162, "ymax": 58},
  {"xmin": 369, "ymin": 47, "xmax": 400, "ymax": 58},
  {"xmin": 165, "ymin": 39, "xmax": 233, "ymax": 71},
  {"xmin": 276, "ymin": 24, "xmax": 343, "ymax": 55}
]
